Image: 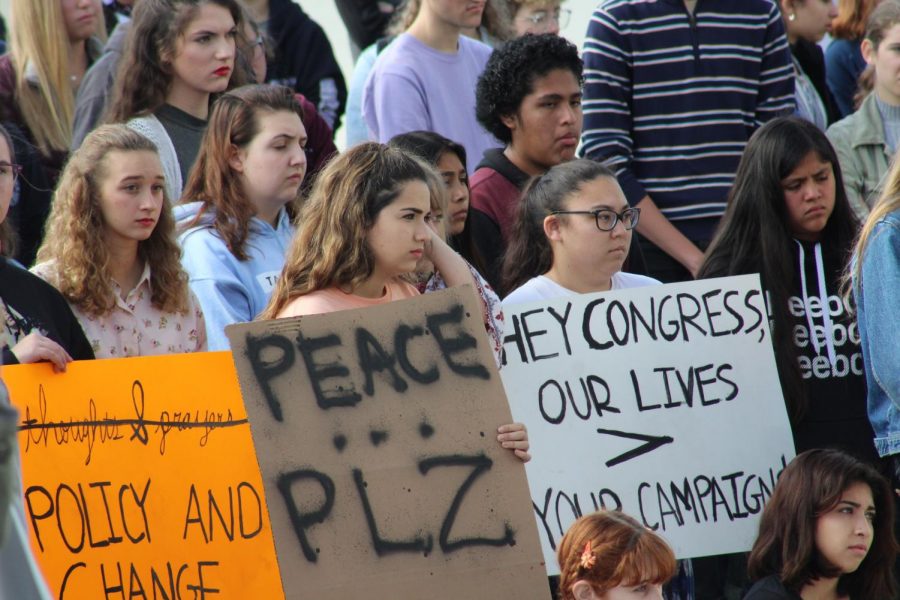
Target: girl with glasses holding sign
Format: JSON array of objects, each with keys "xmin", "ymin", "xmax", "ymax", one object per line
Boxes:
[{"xmin": 501, "ymin": 159, "xmax": 659, "ymax": 306}]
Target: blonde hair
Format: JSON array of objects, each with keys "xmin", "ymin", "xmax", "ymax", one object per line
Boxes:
[
  {"xmin": 36, "ymin": 124, "xmax": 191, "ymax": 317},
  {"xmin": 849, "ymin": 157, "xmax": 900, "ymax": 296},
  {"xmin": 8, "ymin": 0, "xmax": 103, "ymax": 155},
  {"xmin": 262, "ymin": 143, "xmax": 433, "ymax": 319},
  {"xmin": 557, "ymin": 511, "xmax": 676, "ymax": 599}
]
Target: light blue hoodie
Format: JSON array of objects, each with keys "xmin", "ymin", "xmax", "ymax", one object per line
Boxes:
[{"xmin": 176, "ymin": 202, "xmax": 294, "ymax": 350}]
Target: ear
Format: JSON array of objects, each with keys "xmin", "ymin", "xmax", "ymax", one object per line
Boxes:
[
  {"xmin": 571, "ymin": 580, "xmax": 599, "ymax": 600},
  {"xmin": 544, "ymin": 214, "xmax": 563, "ymax": 242},
  {"xmin": 500, "ymin": 111, "xmax": 518, "ymax": 133},
  {"xmin": 779, "ymin": 0, "xmax": 795, "ymax": 16},
  {"xmin": 861, "ymin": 38, "xmax": 876, "ymax": 65},
  {"xmin": 227, "ymin": 144, "xmax": 245, "ymax": 173}
]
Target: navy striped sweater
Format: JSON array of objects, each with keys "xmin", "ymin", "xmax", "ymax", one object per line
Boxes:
[{"xmin": 581, "ymin": 0, "xmax": 795, "ymax": 241}]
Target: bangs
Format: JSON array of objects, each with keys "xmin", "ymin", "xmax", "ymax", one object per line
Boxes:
[{"xmin": 609, "ymin": 532, "xmax": 677, "ymax": 588}]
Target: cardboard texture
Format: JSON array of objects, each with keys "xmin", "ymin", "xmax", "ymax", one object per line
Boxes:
[
  {"xmin": 226, "ymin": 286, "xmax": 548, "ymax": 600},
  {"xmin": 500, "ymin": 275, "xmax": 796, "ymax": 571},
  {"xmin": 5, "ymin": 352, "xmax": 284, "ymax": 599}
]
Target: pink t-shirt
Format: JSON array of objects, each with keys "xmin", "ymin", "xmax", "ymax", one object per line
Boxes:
[{"xmin": 277, "ymin": 279, "xmax": 420, "ymax": 318}]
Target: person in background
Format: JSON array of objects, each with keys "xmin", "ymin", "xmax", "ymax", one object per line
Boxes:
[
  {"xmin": 240, "ymin": 14, "xmax": 336, "ymax": 195},
  {"xmin": 502, "ymin": 160, "xmax": 657, "ymax": 305},
  {"xmin": 700, "ymin": 117, "xmax": 872, "ymax": 463},
  {"xmin": 827, "ymin": 0, "xmax": 900, "ymax": 220},
  {"xmin": 362, "ymin": 0, "xmax": 499, "ymax": 174},
  {"xmin": 781, "ymin": 0, "xmax": 841, "ymax": 129},
  {"xmin": 850, "ymin": 132, "xmax": 900, "ymax": 490},
  {"xmin": 242, "ymin": 0, "xmax": 347, "ymax": 132},
  {"xmin": 827, "ymin": 0, "xmax": 883, "ymax": 118},
  {"xmin": 556, "ymin": 510, "xmax": 676, "ymax": 600},
  {"xmin": 33, "ymin": 125, "xmax": 205, "ymax": 358},
  {"xmin": 102, "ymin": 0, "xmax": 134, "ymax": 34},
  {"xmin": 335, "ymin": 0, "xmax": 404, "ymax": 59},
  {"xmin": 472, "ymin": 33, "xmax": 594, "ymax": 293},
  {"xmin": 106, "ymin": 0, "xmax": 248, "ymax": 202},
  {"xmin": 0, "ymin": 0, "xmax": 105, "ymax": 266},
  {"xmin": 0, "ymin": 123, "xmax": 94, "ymax": 369},
  {"xmin": 177, "ymin": 84, "xmax": 306, "ymax": 350},
  {"xmin": 72, "ymin": 0, "xmax": 140, "ymax": 150},
  {"xmin": 581, "ymin": 0, "xmax": 794, "ymax": 285},
  {"xmin": 503, "ymin": 0, "xmax": 569, "ymax": 37},
  {"xmin": 744, "ymin": 449, "xmax": 897, "ymax": 599}
]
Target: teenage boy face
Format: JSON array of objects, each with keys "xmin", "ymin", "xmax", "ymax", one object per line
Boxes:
[{"xmin": 502, "ymin": 68, "xmax": 582, "ymax": 172}]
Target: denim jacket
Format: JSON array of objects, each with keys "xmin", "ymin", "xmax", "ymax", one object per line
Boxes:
[{"xmin": 855, "ymin": 210, "xmax": 900, "ymax": 457}]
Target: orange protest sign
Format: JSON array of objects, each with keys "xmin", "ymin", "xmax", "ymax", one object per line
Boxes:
[{"xmin": 4, "ymin": 352, "xmax": 284, "ymax": 600}]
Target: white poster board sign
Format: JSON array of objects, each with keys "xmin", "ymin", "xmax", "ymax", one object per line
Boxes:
[{"xmin": 500, "ymin": 275, "xmax": 795, "ymax": 573}]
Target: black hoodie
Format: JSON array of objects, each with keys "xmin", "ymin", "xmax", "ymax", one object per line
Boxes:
[{"xmin": 266, "ymin": 0, "xmax": 347, "ymax": 133}]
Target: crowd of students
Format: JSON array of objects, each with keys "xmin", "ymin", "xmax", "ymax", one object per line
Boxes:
[{"xmin": 0, "ymin": 0, "xmax": 899, "ymax": 598}]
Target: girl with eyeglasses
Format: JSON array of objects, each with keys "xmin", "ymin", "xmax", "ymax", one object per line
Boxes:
[{"xmin": 501, "ymin": 159, "xmax": 658, "ymax": 305}]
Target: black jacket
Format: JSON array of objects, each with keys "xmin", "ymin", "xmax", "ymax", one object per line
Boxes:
[
  {"xmin": 0, "ymin": 258, "xmax": 94, "ymax": 364},
  {"xmin": 266, "ymin": 0, "xmax": 347, "ymax": 133}
]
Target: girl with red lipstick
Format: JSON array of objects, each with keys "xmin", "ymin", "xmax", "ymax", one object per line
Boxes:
[
  {"xmin": 107, "ymin": 0, "xmax": 248, "ymax": 201},
  {"xmin": 31, "ymin": 124, "xmax": 206, "ymax": 358},
  {"xmin": 745, "ymin": 448, "xmax": 897, "ymax": 599},
  {"xmin": 262, "ymin": 142, "xmax": 530, "ymax": 462},
  {"xmin": 699, "ymin": 117, "xmax": 875, "ymax": 467},
  {"xmin": 501, "ymin": 159, "xmax": 659, "ymax": 306}
]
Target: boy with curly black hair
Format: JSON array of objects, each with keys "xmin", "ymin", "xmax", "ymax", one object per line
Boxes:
[{"xmin": 470, "ymin": 33, "xmax": 583, "ymax": 292}]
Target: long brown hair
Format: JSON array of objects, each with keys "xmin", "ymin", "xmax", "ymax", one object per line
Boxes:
[
  {"xmin": 557, "ymin": 510, "xmax": 676, "ymax": 599},
  {"xmin": 106, "ymin": 0, "xmax": 248, "ymax": 123},
  {"xmin": 748, "ymin": 449, "xmax": 897, "ymax": 598},
  {"xmin": 180, "ymin": 84, "xmax": 304, "ymax": 261},
  {"xmin": 36, "ymin": 124, "xmax": 190, "ymax": 317},
  {"xmin": 853, "ymin": 0, "xmax": 900, "ymax": 107},
  {"xmin": 832, "ymin": 0, "xmax": 882, "ymax": 40},
  {"xmin": 262, "ymin": 143, "xmax": 433, "ymax": 319},
  {"xmin": 0, "ymin": 124, "xmax": 20, "ymax": 258}
]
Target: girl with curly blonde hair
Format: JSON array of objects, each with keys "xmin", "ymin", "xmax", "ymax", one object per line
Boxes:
[
  {"xmin": 32, "ymin": 124, "xmax": 205, "ymax": 358},
  {"xmin": 557, "ymin": 510, "xmax": 676, "ymax": 600}
]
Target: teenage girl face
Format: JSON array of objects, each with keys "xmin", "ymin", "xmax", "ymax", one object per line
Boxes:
[
  {"xmin": 863, "ymin": 23, "xmax": 900, "ymax": 106},
  {"xmin": 61, "ymin": 0, "xmax": 101, "ymax": 44},
  {"xmin": 436, "ymin": 151, "xmax": 469, "ymax": 236},
  {"xmin": 0, "ymin": 136, "xmax": 15, "ymax": 225},
  {"xmin": 781, "ymin": 151, "xmax": 835, "ymax": 242},
  {"xmin": 231, "ymin": 109, "xmax": 308, "ymax": 215},
  {"xmin": 782, "ymin": 0, "xmax": 837, "ymax": 43},
  {"xmin": 169, "ymin": 2, "xmax": 237, "ymax": 99},
  {"xmin": 814, "ymin": 481, "xmax": 875, "ymax": 575},
  {"xmin": 366, "ymin": 179, "xmax": 432, "ymax": 280},
  {"xmin": 546, "ymin": 176, "xmax": 632, "ymax": 283},
  {"xmin": 97, "ymin": 150, "xmax": 166, "ymax": 247}
]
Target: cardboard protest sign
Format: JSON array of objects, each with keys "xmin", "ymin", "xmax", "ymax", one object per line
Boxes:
[
  {"xmin": 226, "ymin": 286, "xmax": 548, "ymax": 600},
  {"xmin": 500, "ymin": 275, "xmax": 796, "ymax": 571},
  {"xmin": 4, "ymin": 352, "xmax": 284, "ymax": 599}
]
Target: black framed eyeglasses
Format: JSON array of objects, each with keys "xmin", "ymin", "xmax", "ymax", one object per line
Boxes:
[
  {"xmin": 550, "ymin": 207, "xmax": 641, "ymax": 231},
  {"xmin": 0, "ymin": 162, "xmax": 22, "ymax": 183}
]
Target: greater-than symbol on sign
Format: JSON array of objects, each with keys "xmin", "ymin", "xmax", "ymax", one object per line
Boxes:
[{"xmin": 595, "ymin": 428, "xmax": 674, "ymax": 467}]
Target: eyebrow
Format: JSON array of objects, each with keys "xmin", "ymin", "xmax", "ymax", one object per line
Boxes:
[
  {"xmin": 400, "ymin": 207, "xmax": 425, "ymax": 214},
  {"xmin": 120, "ymin": 174, "xmax": 165, "ymax": 182},
  {"xmin": 537, "ymin": 93, "xmax": 564, "ymax": 102}
]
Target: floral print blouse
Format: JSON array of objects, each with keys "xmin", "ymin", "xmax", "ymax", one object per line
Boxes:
[{"xmin": 32, "ymin": 261, "xmax": 206, "ymax": 359}]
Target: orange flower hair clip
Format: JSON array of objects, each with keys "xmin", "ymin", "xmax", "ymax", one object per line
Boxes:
[{"xmin": 580, "ymin": 541, "xmax": 597, "ymax": 570}]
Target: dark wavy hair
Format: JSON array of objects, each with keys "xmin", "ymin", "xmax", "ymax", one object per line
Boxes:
[
  {"xmin": 502, "ymin": 159, "xmax": 617, "ymax": 294},
  {"xmin": 180, "ymin": 84, "xmax": 304, "ymax": 261},
  {"xmin": 748, "ymin": 449, "xmax": 897, "ymax": 599},
  {"xmin": 475, "ymin": 33, "xmax": 583, "ymax": 144},
  {"xmin": 106, "ymin": 0, "xmax": 249, "ymax": 123},
  {"xmin": 697, "ymin": 117, "xmax": 859, "ymax": 422},
  {"xmin": 387, "ymin": 130, "xmax": 488, "ymax": 276},
  {"xmin": 0, "ymin": 123, "xmax": 19, "ymax": 257}
]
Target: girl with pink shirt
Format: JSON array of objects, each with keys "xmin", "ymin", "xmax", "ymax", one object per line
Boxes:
[{"xmin": 263, "ymin": 142, "xmax": 529, "ymax": 461}]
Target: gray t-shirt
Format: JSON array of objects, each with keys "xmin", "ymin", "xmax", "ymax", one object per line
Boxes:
[{"xmin": 155, "ymin": 104, "xmax": 207, "ymax": 186}]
